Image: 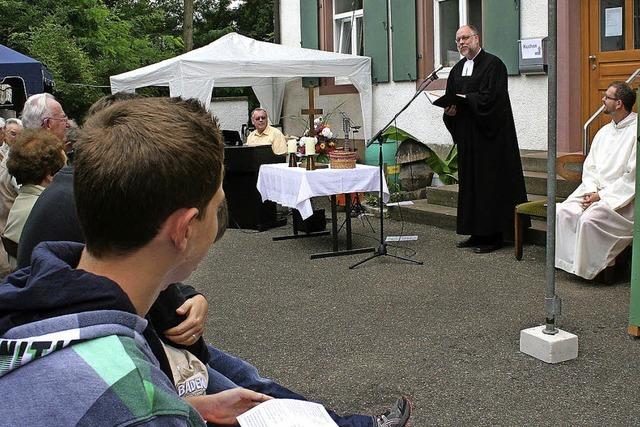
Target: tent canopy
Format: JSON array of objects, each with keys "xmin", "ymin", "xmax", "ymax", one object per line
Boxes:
[
  {"xmin": 110, "ymin": 33, "xmax": 373, "ymax": 138},
  {"xmin": 0, "ymin": 45, "xmax": 53, "ymax": 95}
]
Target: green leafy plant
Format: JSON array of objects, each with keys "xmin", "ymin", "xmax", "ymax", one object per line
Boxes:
[{"xmin": 380, "ymin": 126, "xmax": 458, "ymax": 185}]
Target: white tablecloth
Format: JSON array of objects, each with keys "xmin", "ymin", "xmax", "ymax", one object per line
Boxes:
[{"xmin": 257, "ymin": 163, "xmax": 390, "ymax": 219}]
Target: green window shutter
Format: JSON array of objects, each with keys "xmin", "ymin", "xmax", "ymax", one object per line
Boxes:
[
  {"xmin": 391, "ymin": 0, "xmax": 417, "ymax": 82},
  {"xmin": 364, "ymin": 0, "xmax": 389, "ymax": 83},
  {"xmin": 300, "ymin": 0, "xmax": 319, "ymax": 87},
  {"xmin": 482, "ymin": 0, "xmax": 520, "ymax": 75}
]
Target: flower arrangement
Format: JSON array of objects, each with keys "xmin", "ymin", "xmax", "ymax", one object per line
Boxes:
[{"xmin": 298, "ymin": 116, "xmax": 337, "ymax": 163}]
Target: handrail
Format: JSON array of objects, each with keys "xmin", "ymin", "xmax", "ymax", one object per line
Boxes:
[{"xmin": 582, "ymin": 68, "xmax": 640, "ymax": 155}]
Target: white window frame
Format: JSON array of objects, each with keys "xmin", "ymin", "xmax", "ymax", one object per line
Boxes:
[
  {"xmin": 333, "ymin": 1, "xmax": 364, "ymax": 84},
  {"xmin": 433, "ymin": 0, "xmax": 475, "ymax": 78},
  {"xmin": 333, "ymin": 8, "xmax": 363, "ymax": 56}
]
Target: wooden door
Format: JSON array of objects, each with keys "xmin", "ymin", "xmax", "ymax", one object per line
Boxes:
[{"xmin": 582, "ymin": 0, "xmax": 640, "ymax": 145}]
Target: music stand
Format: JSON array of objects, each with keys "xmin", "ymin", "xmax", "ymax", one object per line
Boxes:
[{"xmin": 349, "ymin": 66, "xmax": 443, "ymax": 269}]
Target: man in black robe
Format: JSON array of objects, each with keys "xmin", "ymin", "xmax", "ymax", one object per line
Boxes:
[{"xmin": 442, "ymin": 24, "xmax": 528, "ymax": 253}]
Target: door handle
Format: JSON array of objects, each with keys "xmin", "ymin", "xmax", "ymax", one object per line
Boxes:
[{"xmin": 588, "ymin": 55, "xmax": 597, "ymax": 70}]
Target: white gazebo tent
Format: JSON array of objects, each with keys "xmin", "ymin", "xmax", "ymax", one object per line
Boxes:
[{"xmin": 110, "ymin": 33, "xmax": 373, "ymax": 138}]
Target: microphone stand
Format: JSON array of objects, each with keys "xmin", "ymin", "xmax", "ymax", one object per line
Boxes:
[{"xmin": 349, "ymin": 66, "xmax": 442, "ymax": 269}]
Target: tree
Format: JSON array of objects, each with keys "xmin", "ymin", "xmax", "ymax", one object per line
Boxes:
[
  {"xmin": 234, "ymin": 0, "xmax": 275, "ymax": 42},
  {"xmin": 183, "ymin": 0, "xmax": 194, "ymax": 51},
  {"xmin": 1, "ymin": 0, "xmax": 183, "ymax": 120},
  {"xmin": 0, "ymin": 0, "xmax": 275, "ymax": 119}
]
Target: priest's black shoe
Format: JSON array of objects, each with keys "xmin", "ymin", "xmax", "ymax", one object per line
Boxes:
[
  {"xmin": 456, "ymin": 236, "xmax": 479, "ymax": 248},
  {"xmin": 473, "ymin": 241, "xmax": 503, "ymax": 254}
]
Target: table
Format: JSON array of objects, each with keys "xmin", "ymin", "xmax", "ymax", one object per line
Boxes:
[{"xmin": 257, "ymin": 163, "xmax": 390, "ymax": 258}]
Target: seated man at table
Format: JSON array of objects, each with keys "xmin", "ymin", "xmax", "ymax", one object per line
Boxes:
[{"xmin": 247, "ymin": 108, "xmax": 287, "ymax": 155}]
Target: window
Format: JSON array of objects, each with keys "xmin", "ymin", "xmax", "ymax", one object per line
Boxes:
[
  {"xmin": 333, "ymin": 0, "xmax": 364, "ymax": 56},
  {"xmin": 434, "ymin": 0, "xmax": 482, "ymax": 68}
]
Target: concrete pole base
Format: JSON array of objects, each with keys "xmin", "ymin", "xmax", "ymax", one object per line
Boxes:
[{"xmin": 519, "ymin": 325, "xmax": 578, "ymax": 363}]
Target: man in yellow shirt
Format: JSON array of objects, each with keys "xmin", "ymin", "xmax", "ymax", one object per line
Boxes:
[{"xmin": 246, "ymin": 108, "xmax": 286, "ymax": 155}]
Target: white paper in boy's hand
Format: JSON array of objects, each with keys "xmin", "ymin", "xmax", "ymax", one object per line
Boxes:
[{"xmin": 237, "ymin": 399, "xmax": 339, "ymax": 427}]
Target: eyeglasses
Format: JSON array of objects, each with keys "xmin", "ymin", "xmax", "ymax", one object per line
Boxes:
[
  {"xmin": 455, "ymin": 34, "xmax": 477, "ymax": 44},
  {"xmin": 43, "ymin": 115, "xmax": 68, "ymax": 124},
  {"xmin": 254, "ymin": 116, "xmax": 267, "ymax": 121},
  {"xmin": 603, "ymin": 95, "xmax": 618, "ymax": 101}
]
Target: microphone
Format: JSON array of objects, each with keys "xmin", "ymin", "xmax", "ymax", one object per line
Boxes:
[{"xmin": 427, "ymin": 64, "xmax": 444, "ymax": 81}]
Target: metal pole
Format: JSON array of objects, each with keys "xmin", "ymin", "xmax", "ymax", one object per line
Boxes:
[
  {"xmin": 628, "ymin": 92, "xmax": 640, "ymax": 334},
  {"xmin": 544, "ymin": 0, "xmax": 560, "ymax": 335}
]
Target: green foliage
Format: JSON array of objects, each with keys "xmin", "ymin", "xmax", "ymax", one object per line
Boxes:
[
  {"xmin": 233, "ymin": 0, "xmax": 275, "ymax": 42},
  {"xmin": 0, "ymin": 0, "xmax": 274, "ymax": 120},
  {"xmin": 381, "ymin": 126, "xmax": 458, "ymax": 185}
]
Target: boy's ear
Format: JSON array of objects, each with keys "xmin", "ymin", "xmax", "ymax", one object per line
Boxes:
[{"xmin": 168, "ymin": 208, "xmax": 199, "ymax": 252}]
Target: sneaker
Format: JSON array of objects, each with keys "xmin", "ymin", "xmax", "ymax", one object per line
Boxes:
[{"xmin": 373, "ymin": 396, "xmax": 412, "ymax": 427}]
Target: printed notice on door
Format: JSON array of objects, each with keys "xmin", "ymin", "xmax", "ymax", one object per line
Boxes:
[{"xmin": 605, "ymin": 7, "xmax": 623, "ymax": 37}]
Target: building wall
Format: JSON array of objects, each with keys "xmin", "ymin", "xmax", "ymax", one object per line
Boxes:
[{"xmin": 280, "ymin": 0, "xmax": 549, "ymax": 150}]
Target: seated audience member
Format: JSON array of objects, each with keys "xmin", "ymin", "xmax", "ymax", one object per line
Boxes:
[
  {"xmin": 556, "ymin": 81, "xmax": 637, "ymax": 280},
  {"xmin": 246, "ymin": 108, "xmax": 287, "ymax": 155},
  {"xmin": 3, "ymin": 129, "xmax": 66, "ymax": 267},
  {"xmin": 0, "ymin": 97, "xmax": 270, "ymax": 425},
  {"xmin": 16, "ymin": 95, "xmax": 412, "ymax": 427},
  {"xmin": 0, "ymin": 118, "xmax": 22, "ymax": 276},
  {"xmin": 1, "ymin": 118, "xmax": 23, "ymax": 159},
  {"xmin": 21, "ymin": 93, "xmax": 70, "ymax": 140}
]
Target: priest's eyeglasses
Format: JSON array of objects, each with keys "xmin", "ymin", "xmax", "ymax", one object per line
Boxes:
[{"xmin": 455, "ymin": 34, "xmax": 477, "ymax": 44}]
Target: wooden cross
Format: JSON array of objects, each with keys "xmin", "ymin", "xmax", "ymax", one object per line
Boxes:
[{"xmin": 301, "ymin": 86, "xmax": 323, "ymax": 136}]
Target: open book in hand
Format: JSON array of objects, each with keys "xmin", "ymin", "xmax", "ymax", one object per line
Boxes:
[
  {"xmin": 237, "ymin": 399, "xmax": 339, "ymax": 427},
  {"xmin": 425, "ymin": 91, "xmax": 467, "ymax": 109}
]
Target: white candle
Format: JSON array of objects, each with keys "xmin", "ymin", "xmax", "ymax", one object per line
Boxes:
[
  {"xmin": 287, "ymin": 139, "xmax": 297, "ymax": 153},
  {"xmin": 303, "ymin": 137, "xmax": 316, "ymax": 155}
]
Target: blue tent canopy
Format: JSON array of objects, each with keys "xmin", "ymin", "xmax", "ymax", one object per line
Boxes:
[{"xmin": 0, "ymin": 44, "xmax": 53, "ymax": 95}]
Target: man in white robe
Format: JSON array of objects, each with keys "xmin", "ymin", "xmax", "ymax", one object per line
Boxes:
[{"xmin": 555, "ymin": 81, "xmax": 636, "ymax": 279}]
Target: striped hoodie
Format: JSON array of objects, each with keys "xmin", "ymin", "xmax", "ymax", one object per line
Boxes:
[{"xmin": 0, "ymin": 242, "xmax": 205, "ymax": 426}]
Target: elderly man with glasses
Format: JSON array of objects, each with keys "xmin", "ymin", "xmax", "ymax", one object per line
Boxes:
[
  {"xmin": 555, "ymin": 81, "xmax": 637, "ymax": 280},
  {"xmin": 246, "ymin": 107, "xmax": 287, "ymax": 155},
  {"xmin": 20, "ymin": 93, "xmax": 70, "ymax": 141},
  {"xmin": 441, "ymin": 24, "xmax": 528, "ymax": 254}
]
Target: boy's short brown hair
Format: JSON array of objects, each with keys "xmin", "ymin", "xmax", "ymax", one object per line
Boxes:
[
  {"xmin": 8, "ymin": 129, "xmax": 66, "ymax": 185},
  {"xmin": 74, "ymin": 97, "xmax": 224, "ymax": 258}
]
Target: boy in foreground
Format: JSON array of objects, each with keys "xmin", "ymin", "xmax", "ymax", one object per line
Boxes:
[{"xmin": 0, "ymin": 97, "xmax": 268, "ymax": 425}]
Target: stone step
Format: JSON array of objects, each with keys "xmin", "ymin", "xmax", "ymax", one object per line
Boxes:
[
  {"xmin": 387, "ymin": 150, "xmax": 578, "ymax": 248},
  {"xmin": 388, "ymin": 200, "xmax": 457, "ymax": 230},
  {"xmin": 389, "ymin": 200, "xmax": 548, "ymax": 246},
  {"xmin": 426, "ymin": 182, "xmax": 569, "ymax": 208},
  {"xmin": 520, "ymin": 150, "xmax": 549, "ymax": 173},
  {"xmin": 519, "ymin": 150, "xmax": 585, "ymax": 175},
  {"xmin": 425, "ymin": 184, "xmax": 459, "ymax": 208},
  {"xmin": 524, "ymin": 170, "xmax": 580, "ymax": 197}
]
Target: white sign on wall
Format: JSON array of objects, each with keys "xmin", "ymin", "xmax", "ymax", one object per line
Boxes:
[{"xmin": 521, "ymin": 38, "xmax": 543, "ymax": 60}]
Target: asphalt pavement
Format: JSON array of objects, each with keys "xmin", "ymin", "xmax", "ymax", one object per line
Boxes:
[{"xmin": 186, "ymin": 209, "xmax": 638, "ymax": 426}]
